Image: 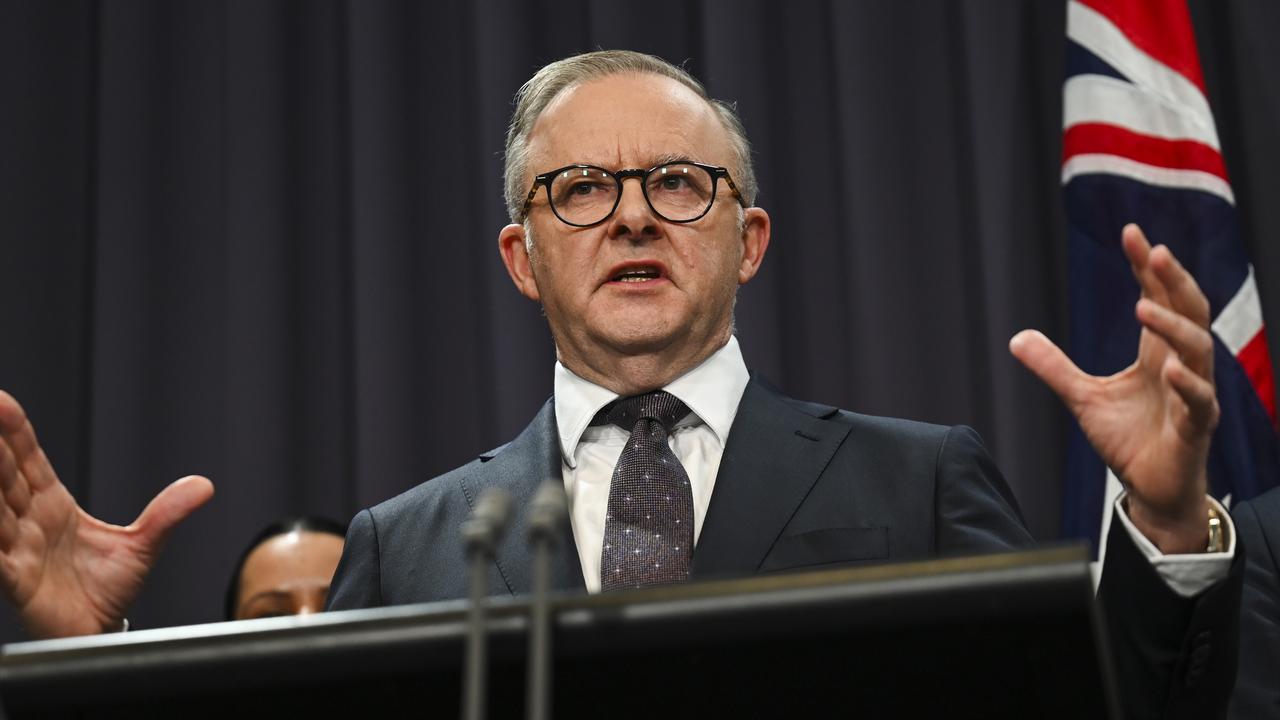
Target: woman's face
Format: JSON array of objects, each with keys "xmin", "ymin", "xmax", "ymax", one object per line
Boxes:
[{"xmin": 234, "ymin": 530, "xmax": 345, "ymax": 620}]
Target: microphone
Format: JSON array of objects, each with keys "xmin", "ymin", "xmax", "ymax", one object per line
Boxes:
[
  {"xmin": 461, "ymin": 488, "xmax": 513, "ymax": 720},
  {"xmin": 525, "ymin": 480, "xmax": 568, "ymax": 720}
]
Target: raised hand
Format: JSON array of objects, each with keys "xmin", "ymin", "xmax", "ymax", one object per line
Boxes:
[
  {"xmin": 1010, "ymin": 224, "xmax": 1218, "ymax": 554},
  {"xmin": 0, "ymin": 390, "xmax": 213, "ymax": 637}
]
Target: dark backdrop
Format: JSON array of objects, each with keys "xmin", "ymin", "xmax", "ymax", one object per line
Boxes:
[{"xmin": 1, "ymin": 0, "xmax": 1277, "ymax": 639}]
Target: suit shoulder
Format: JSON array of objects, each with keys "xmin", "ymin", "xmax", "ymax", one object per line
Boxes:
[
  {"xmin": 834, "ymin": 410, "xmax": 957, "ymax": 442},
  {"xmin": 366, "ymin": 456, "xmax": 484, "ymax": 525},
  {"xmin": 781, "ymin": 393, "xmax": 959, "ymax": 442},
  {"xmin": 767, "ymin": 386, "xmax": 979, "ymax": 452}
]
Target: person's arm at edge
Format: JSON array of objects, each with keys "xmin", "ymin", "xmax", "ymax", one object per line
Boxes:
[{"xmin": 1098, "ymin": 509, "xmax": 1244, "ymax": 720}]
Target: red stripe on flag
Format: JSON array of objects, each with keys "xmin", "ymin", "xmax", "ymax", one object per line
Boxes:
[
  {"xmin": 1075, "ymin": 0, "xmax": 1206, "ymax": 92},
  {"xmin": 1063, "ymin": 123, "xmax": 1228, "ymax": 180},
  {"xmin": 1237, "ymin": 329, "xmax": 1277, "ymax": 422}
]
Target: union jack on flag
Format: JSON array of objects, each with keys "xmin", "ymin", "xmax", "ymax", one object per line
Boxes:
[{"xmin": 1061, "ymin": 0, "xmax": 1280, "ymax": 552}]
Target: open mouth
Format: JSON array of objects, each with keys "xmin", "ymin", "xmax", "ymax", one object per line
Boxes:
[
  {"xmin": 605, "ymin": 262, "xmax": 667, "ymax": 285},
  {"xmin": 611, "ymin": 266, "xmax": 663, "ymax": 283}
]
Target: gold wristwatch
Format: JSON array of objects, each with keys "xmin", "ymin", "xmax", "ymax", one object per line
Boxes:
[{"xmin": 1206, "ymin": 505, "xmax": 1227, "ymax": 553}]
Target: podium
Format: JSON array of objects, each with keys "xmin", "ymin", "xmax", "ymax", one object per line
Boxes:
[{"xmin": 0, "ymin": 547, "xmax": 1118, "ymax": 718}]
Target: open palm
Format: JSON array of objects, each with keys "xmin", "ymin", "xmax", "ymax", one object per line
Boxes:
[
  {"xmin": 0, "ymin": 390, "xmax": 212, "ymax": 638},
  {"xmin": 1011, "ymin": 225, "xmax": 1218, "ymax": 553}
]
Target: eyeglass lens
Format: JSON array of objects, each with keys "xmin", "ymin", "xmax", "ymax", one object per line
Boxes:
[{"xmin": 548, "ymin": 163, "xmax": 716, "ymax": 225}]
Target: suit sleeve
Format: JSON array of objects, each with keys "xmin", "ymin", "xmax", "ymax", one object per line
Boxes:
[
  {"xmin": 325, "ymin": 509, "xmax": 386, "ymax": 611},
  {"xmin": 1098, "ymin": 516, "xmax": 1245, "ymax": 720},
  {"xmin": 933, "ymin": 425, "xmax": 1035, "ymax": 554},
  {"xmin": 1228, "ymin": 500, "xmax": 1280, "ymax": 720}
]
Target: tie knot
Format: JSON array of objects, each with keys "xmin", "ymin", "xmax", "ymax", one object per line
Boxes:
[{"xmin": 594, "ymin": 391, "xmax": 691, "ymax": 433}]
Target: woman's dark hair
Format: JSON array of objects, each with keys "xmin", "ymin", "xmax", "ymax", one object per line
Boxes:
[{"xmin": 223, "ymin": 516, "xmax": 348, "ymax": 620}]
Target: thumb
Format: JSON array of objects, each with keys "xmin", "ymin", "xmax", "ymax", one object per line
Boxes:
[
  {"xmin": 131, "ymin": 475, "xmax": 215, "ymax": 550},
  {"xmin": 1009, "ymin": 330, "xmax": 1092, "ymax": 412}
]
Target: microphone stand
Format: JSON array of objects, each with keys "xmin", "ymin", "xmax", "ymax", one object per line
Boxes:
[
  {"xmin": 525, "ymin": 480, "xmax": 568, "ymax": 720},
  {"xmin": 460, "ymin": 488, "xmax": 512, "ymax": 720}
]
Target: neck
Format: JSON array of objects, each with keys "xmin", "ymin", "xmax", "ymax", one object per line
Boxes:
[{"xmin": 558, "ymin": 331, "xmax": 731, "ymax": 396}]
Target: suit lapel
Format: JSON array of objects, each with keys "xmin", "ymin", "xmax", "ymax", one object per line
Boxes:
[
  {"xmin": 458, "ymin": 400, "xmax": 586, "ymax": 596},
  {"xmin": 455, "ymin": 379, "xmax": 849, "ymax": 592},
  {"xmin": 691, "ymin": 378, "xmax": 852, "ymax": 579}
]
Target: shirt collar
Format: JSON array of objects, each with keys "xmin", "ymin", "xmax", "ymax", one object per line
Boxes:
[{"xmin": 554, "ymin": 335, "xmax": 750, "ymax": 468}]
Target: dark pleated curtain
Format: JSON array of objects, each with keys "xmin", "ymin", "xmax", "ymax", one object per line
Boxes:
[{"xmin": 0, "ymin": 0, "xmax": 1276, "ymax": 639}]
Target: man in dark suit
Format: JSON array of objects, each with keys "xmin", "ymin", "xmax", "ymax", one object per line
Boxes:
[
  {"xmin": 322, "ymin": 51, "xmax": 1241, "ymax": 716},
  {"xmin": 0, "ymin": 49, "xmax": 1243, "ymax": 717}
]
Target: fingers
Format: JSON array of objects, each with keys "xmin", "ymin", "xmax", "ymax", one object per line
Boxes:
[
  {"xmin": 0, "ymin": 439, "xmax": 31, "ymax": 520},
  {"xmin": 1136, "ymin": 298, "xmax": 1214, "ymax": 380},
  {"xmin": 1121, "ymin": 224, "xmax": 1166, "ymax": 304},
  {"xmin": 0, "ymin": 390, "xmax": 25, "ymax": 435},
  {"xmin": 0, "ymin": 396, "xmax": 35, "ymax": 532},
  {"xmin": 0, "ymin": 390, "xmax": 38, "ymax": 458},
  {"xmin": 1148, "ymin": 243, "xmax": 1211, "ymax": 327},
  {"xmin": 131, "ymin": 475, "xmax": 214, "ymax": 551},
  {"xmin": 0, "ymin": 493, "xmax": 18, "ymax": 552},
  {"xmin": 1164, "ymin": 355, "xmax": 1220, "ymax": 434},
  {"xmin": 0, "ymin": 391, "xmax": 55, "ymax": 494},
  {"xmin": 0, "ymin": 436, "xmax": 17, "ymax": 498},
  {"xmin": 1122, "ymin": 224, "xmax": 1212, "ymax": 328},
  {"xmin": 1009, "ymin": 330, "xmax": 1094, "ymax": 411},
  {"xmin": 1120, "ymin": 223, "xmax": 1152, "ymax": 264}
]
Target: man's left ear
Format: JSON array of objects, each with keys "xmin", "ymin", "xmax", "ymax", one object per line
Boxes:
[{"xmin": 738, "ymin": 207, "xmax": 771, "ymax": 285}]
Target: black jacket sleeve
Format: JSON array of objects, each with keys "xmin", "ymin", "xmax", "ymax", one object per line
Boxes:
[{"xmin": 1097, "ymin": 517, "xmax": 1245, "ymax": 720}]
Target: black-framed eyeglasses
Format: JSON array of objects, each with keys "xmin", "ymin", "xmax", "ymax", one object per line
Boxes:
[{"xmin": 520, "ymin": 160, "xmax": 747, "ymax": 227}]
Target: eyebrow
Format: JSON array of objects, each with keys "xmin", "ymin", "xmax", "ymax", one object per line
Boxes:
[
  {"xmin": 572, "ymin": 153, "xmax": 698, "ymax": 171},
  {"xmin": 242, "ymin": 590, "xmax": 294, "ymax": 607},
  {"xmin": 242, "ymin": 583, "xmax": 331, "ymax": 608},
  {"xmin": 645, "ymin": 152, "xmax": 694, "ymax": 168}
]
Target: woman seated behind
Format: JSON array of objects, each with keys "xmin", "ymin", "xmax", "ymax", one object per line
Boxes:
[{"xmin": 225, "ymin": 517, "xmax": 346, "ymax": 621}]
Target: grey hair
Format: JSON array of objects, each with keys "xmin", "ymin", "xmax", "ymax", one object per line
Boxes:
[{"xmin": 503, "ymin": 50, "xmax": 758, "ymax": 224}]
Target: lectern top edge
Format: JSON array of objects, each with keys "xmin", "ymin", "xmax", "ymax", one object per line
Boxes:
[{"xmin": 0, "ymin": 544, "xmax": 1090, "ymax": 665}]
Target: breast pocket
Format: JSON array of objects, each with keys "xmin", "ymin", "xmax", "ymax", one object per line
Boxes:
[{"xmin": 758, "ymin": 526, "xmax": 890, "ymax": 573}]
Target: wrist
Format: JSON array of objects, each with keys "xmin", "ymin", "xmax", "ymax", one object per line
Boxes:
[
  {"xmin": 1125, "ymin": 494, "xmax": 1213, "ymax": 554},
  {"xmin": 100, "ymin": 613, "xmax": 130, "ymax": 633}
]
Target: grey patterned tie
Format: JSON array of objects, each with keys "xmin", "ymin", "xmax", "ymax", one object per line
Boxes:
[{"xmin": 595, "ymin": 391, "xmax": 695, "ymax": 591}]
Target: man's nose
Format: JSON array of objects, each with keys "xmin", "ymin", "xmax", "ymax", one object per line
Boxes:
[{"xmin": 608, "ymin": 177, "xmax": 660, "ymax": 240}]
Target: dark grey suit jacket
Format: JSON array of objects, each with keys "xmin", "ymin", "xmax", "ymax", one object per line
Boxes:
[
  {"xmin": 327, "ymin": 377, "xmax": 1032, "ymax": 605},
  {"xmin": 327, "ymin": 377, "xmax": 1243, "ymax": 718}
]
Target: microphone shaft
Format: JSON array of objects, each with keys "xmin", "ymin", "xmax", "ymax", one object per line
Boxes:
[
  {"xmin": 463, "ymin": 551, "xmax": 489, "ymax": 720},
  {"xmin": 526, "ymin": 535, "xmax": 552, "ymax": 720}
]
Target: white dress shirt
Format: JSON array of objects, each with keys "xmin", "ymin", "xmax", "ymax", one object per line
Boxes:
[
  {"xmin": 554, "ymin": 335, "xmax": 1233, "ymax": 596},
  {"xmin": 555, "ymin": 336, "xmax": 750, "ymax": 593}
]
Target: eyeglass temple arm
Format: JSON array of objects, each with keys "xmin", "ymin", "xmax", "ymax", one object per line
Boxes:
[
  {"xmin": 722, "ymin": 175, "xmax": 748, "ymax": 208},
  {"xmin": 519, "ymin": 182, "xmax": 543, "ymax": 221}
]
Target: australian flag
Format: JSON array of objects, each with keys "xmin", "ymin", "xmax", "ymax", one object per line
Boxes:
[{"xmin": 1061, "ymin": 0, "xmax": 1280, "ymax": 553}]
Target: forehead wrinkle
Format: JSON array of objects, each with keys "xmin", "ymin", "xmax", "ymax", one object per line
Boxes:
[{"xmin": 615, "ymin": 151, "xmax": 701, "ymax": 171}]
